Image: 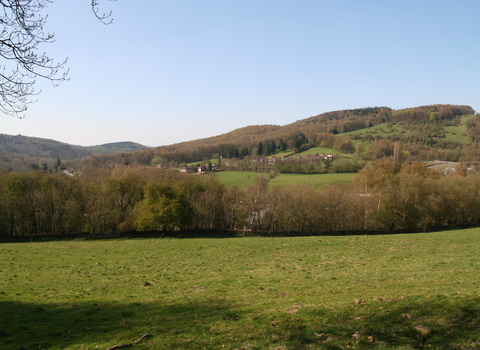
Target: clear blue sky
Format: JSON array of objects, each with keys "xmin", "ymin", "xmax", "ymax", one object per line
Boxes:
[{"xmin": 2, "ymin": 0, "xmax": 479, "ymax": 146}]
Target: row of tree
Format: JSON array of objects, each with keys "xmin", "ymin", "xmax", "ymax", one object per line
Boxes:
[{"xmin": 1, "ymin": 161, "xmax": 479, "ymax": 237}]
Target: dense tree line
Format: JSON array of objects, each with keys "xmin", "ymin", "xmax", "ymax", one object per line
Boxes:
[
  {"xmin": 467, "ymin": 115, "xmax": 480, "ymax": 143},
  {"xmin": 389, "ymin": 105, "xmax": 474, "ymax": 123},
  {"xmin": 1, "ymin": 161, "xmax": 480, "ymax": 237}
]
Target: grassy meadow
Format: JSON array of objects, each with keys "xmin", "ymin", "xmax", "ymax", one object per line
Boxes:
[
  {"xmin": 215, "ymin": 171, "xmax": 356, "ymax": 188},
  {"xmin": 214, "ymin": 171, "xmax": 270, "ymax": 187},
  {"xmin": 1, "ymin": 229, "xmax": 480, "ymax": 349},
  {"xmin": 345, "ymin": 124, "xmax": 411, "ymax": 140},
  {"xmin": 295, "ymin": 147, "xmax": 350, "ymax": 158},
  {"xmin": 268, "ymin": 173, "xmax": 356, "ymax": 187}
]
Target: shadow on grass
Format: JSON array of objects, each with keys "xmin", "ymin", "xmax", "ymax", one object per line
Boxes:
[
  {"xmin": 284, "ymin": 295, "xmax": 480, "ymax": 349},
  {"xmin": 0, "ymin": 298, "xmax": 240, "ymax": 350},
  {"xmin": 1, "ymin": 295, "xmax": 480, "ymax": 349}
]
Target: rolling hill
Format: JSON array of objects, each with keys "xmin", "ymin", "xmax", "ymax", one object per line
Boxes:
[
  {"xmin": 0, "ymin": 104, "xmax": 477, "ymax": 172},
  {"xmin": 121, "ymin": 104, "xmax": 476, "ymax": 165},
  {"xmin": 0, "ymin": 134, "xmax": 148, "ymax": 172}
]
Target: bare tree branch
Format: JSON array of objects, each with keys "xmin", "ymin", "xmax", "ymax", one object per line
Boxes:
[
  {"xmin": 0, "ymin": 0, "xmax": 113, "ymax": 118},
  {"xmin": 91, "ymin": 0, "xmax": 114, "ymax": 25}
]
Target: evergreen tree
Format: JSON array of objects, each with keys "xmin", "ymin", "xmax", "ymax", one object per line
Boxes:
[
  {"xmin": 294, "ymin": 133, "xmax": 309, "ymax": 148},
  {"xmin": 257, "ymin": 142, "xmax": 264, "ymax": 156},
  {"xmin": 54, "ymin": 158, "xmax": 61, "ymax": 172},
  {"xmin": 279, "ymin": 139, "xmax": 287, "ymax": 152},
  {"xmin": 268, "ymin": 140, "xmax": 277, "ymax": 154},
  {"xmin": 240, "ymin": 148, "xmax": 247, "ymax": 158}
]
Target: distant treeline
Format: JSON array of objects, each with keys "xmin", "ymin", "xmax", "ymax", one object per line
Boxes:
[{"xmin": 1, "ymin": 161, "xmax": 479, "ymax": 237}]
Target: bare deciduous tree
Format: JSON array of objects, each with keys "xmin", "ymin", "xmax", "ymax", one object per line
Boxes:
[
  {"xmin": 91, "ymin": 0, "xmax": 113, "ymax": 24},
  {"xmin": 0, "ymin": 0, "xmax": 112, "ymax": 117}
]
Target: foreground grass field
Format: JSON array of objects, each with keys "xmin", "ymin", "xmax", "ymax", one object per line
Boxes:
[{"xmin": 1, "ymin": 229, "xmax": 480, "ymax": 349}]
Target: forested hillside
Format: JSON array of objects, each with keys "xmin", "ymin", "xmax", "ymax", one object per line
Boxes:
[
  {"xmin": 85, "ymin": 141, "xmax": 149, "ymax": 154},
  {"xmin": 0, "ymin": 104, "xmax": 477, "ymax": 173},
  {"xmin": 82, "ymin": 104, "xmax": 477, "ymax": 170},
  {"xmin": 151, "ymin": 104, "xmax": 474, "ymax": 163},
  {"xmin": 0, "ymin": 134, "xmax": 147, "ymax": 172},
  {"xmin": 0, "ymin": 134, "xmax": 91, "ymax": 159}
]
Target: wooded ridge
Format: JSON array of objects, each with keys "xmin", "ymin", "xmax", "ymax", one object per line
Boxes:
[
  {"xmin": 0, "ymin": 135, "xmax": 148, "ymax": 172},
  {"xmin": 0, "ymin": 104, "xmax": 477, "ymax": 172}
]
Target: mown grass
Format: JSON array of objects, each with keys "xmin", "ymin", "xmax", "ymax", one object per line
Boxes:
[
  {"xmin": 269, "ymin": 173, "xmax": 356, "ymax": 187},
  {"xmin": 1, "ymin": 229, "xmax": 480, "ymax": 349},
  {"xmin": 215, "ymin": 171, "xmax": 356, "ymax": 188},
  {"xmin": 214, "ymin": 171, "xmax": 270, "ymax": 187}
]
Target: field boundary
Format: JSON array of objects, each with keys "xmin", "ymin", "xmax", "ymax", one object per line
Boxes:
[{"xmin": 2, "ymin": 224, "xmax": 480, "ymax": 243}]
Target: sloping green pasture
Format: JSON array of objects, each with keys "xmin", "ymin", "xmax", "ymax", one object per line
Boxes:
[
  {"xmin": 444, "ymin": 115, "xmax": 476, "ymax": 145},
  {"xmin": 346, "ymin": 115, "xmax": 476, "ymax": 147},
  {"xmin": 295, "ymin": 147, "xmax": 343, "ymax": 157},
  {"xmin": 1, "ymin": 229, "xmax": 480, "ymax": 349},
  {"xmin": 345, "ymin": 123, "xmax": 413, "ymax": 140}
]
